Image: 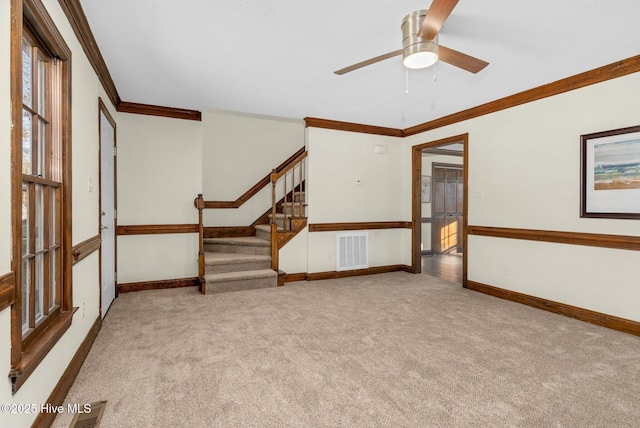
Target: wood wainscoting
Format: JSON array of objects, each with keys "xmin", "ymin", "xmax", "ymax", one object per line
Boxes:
[
  {"xmin": 116, "ymin": 224, "xmax": 199, "ymax": 235},
  {"xmin": 0, "ymin": 272, "xmax": 16, "ymax": 312},
  {"xmin": 467, "ymin": 226, "xmax": 640, "ymax": 252},
  {"xmin": 72, "ymin": 234, "xmax": 101, "ymax": 264},
  {"xmin": 308, "ymin": 221, "xmax": 411, "ymax": 232}
]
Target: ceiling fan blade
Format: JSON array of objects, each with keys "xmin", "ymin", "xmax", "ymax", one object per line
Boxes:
[
  {"xmin": 334, "ymin": 49, "xmax": 403, "ymax": 75},
  {"xmin": 417, "ymin": 0, "xmax": 459, "ymax": 40},
  {"xmin": 438, "ymin": 45, "xmax": 489, "ymax": 74}
]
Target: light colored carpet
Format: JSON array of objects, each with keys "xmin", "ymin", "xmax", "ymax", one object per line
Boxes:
[{"xmin": 52, "ymin": 272, "xmax": 640, "ymax": 427}]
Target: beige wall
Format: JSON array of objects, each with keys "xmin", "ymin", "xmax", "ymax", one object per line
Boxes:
[
  {"xmin": 306, "ymin": 127, "xmax": 411, "ymax": 273},
  {"xmin": 201, "ymin": 109, "xmax": 305, "ymax": 227},
  {"xmin": 116, "ymin": 113, "xmax": 202, "ymax": 283},
  {"xmin": 0, "ymin": 0, "xmax": 118, "ymax": 425},
  {"xmin": 0, "ymin": 0, "xmax": 14, "ymax": 424},
  {"xmin": 405, "ymin": 71, "xmax": 640, "ymax": 322}
]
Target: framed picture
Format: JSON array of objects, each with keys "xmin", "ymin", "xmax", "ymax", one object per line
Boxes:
[
  {"xmin": 580, "ymin": 125, "xmax": 640, "ymax": 219},
  {"xmin": 421, "ymin": 175, "xmax": 431, "ymax": 203}
]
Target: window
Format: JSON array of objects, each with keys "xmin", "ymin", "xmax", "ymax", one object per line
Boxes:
[
  {"xmin": 21, "ymin": 26, "xmax": 62, "ymax": 344},
  {"xmin": 10, "ymin": 0, "xmax": 72, "ymax": 392}
]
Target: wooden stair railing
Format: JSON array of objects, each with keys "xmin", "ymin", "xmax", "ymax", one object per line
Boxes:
[
  {"xmin": 194, "ymin": 147, "xmax": 307, "ymax": 293},
  {"xmin": 270, "ymin": 151, "xmax": 307, "ymax": 271}
]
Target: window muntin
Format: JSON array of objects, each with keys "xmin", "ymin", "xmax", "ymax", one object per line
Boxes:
[{"xmin": 20, "ymin": 27, "xmax": 61, "ymax": 339}]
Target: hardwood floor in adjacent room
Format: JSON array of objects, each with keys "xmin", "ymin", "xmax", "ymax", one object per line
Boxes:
[{"xmin": 421, "ymin": 253, "xmax": 463, "ymax": 284}]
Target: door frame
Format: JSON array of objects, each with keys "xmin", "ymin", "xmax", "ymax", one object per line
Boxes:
[
  {"xmin": 411, "ymin": 133, "xmax": 468, "ymax": 287},
  {"xmin": 98, "ymin": 98, "xmax": 117, "ymax": 317}
]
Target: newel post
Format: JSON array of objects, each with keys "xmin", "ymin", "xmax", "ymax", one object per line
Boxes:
[{"xmin": 194, "ymin": 194, "xmax": 206, "ymax": 294}]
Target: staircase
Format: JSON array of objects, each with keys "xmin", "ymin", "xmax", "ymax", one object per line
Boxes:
[
  {"xmin": 200, "ymin": 191, "xmax": 306, "ymax": 294},
  {"xmin": 202, "ymin": 236, "xmax": 276, "ymax": 294},
  {"xmin": 195, "ymin": 148, "xmax": 307, "ymax": 295}
]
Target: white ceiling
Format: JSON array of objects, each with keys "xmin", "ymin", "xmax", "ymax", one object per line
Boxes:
[{"xmin": 79, "ymin": 0, "xmax": 640, "ymax": 129}]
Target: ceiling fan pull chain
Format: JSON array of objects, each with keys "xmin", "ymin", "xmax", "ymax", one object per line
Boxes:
[
  {"xmin": 405, "ymin": 68, "xmax": 409, "ymax": 95},
  {"xmin": 433, "ymin": 61, "xmax": 438, "ymax": 81}
]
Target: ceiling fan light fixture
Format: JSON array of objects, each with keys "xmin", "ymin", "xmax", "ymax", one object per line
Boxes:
[
  {"xmin": 402, "ymin": 9, "xmax": 439, "ymax": 70},
  {"xmin": 403, "ymin": 44, "xmax": 439, "ymax": 69}
]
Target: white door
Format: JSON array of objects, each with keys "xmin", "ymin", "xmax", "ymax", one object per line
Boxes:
[{"xmin": 100, "ymin": 107, "xmax": 116, "ymax": 318}]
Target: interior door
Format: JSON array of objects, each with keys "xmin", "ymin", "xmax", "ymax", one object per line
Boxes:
[
  {"xmin": 100, "ymin": 104, "xmax": 116, "ymax": 318},
  {"xmin": 432, "ymin": 164, "xmax": 463, "ymax": 254}
]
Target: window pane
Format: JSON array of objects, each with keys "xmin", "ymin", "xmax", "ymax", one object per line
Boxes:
[
  {"xmin": 50, "ymin": 249, "xmax": 57, "ymax": 310},
  {"xmin": 38, "ymin": 56, "xmax": 46, "ymax": 117},
  {"xmin": 22, "ymin": 39, "xmax": 32, "ymax": 108},
  {"xmin": 38, "ymin": 119, "xmax": 46, "ymax": 177},
  {"xmin": 50, "ymin": 188, "xmax": 57, "ymax": 246},
  {"xmin": 22, "ymin": 110, "xmax": 32, "ymax": 175},
  {"xmin": 22, "ymin": 184, "xmax": 29, "ymax": 256},
  {"xmin": 22, "ymin": 259, "xmax": 30, "ymax": 334},
  {"xmin": 35, "ymin": 185, "xmax": 44, "ymax": 251},
  {"xmin": 35, "ymin": 254, "xmax": 44, "ymax": 322}
]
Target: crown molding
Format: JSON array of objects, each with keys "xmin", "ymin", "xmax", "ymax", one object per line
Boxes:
[
  {"xmin": 57, "ymin": 0, "xmax": 120, "ymax": 108},
  {"xmin": 404, "ymin": 55, "xmax": 640, "ymax": 136},
  {"xmin": 304, "ymin": 117, "xmax": 404, "ymax": 137},
  {"xmin": 117, "ymin": 102, "xmax": 202, "ymax": 121}
]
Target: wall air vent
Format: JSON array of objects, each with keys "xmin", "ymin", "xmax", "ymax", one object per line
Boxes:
[{"xmin": 336, "ymin": 232, "xmax": 369, "ymax": 271}]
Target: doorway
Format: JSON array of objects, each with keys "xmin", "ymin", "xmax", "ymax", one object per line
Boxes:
[
  {"xmin": 411, "ymin": 134, "xmax": 468, "ymax": 286},
  {"xmin": 99, "ymin": 99, "xmax": 117, "ymax": 317}
]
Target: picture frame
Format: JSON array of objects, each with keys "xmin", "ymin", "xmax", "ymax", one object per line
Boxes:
[
  {"xmin": 580, "ymin": 125, "xmax": 640, "ymax": 219},
  {"xmin": 421, "ymin": 175, "xmax": 431, "ymax": 203}
]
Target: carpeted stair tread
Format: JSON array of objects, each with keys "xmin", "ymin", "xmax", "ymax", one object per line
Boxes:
[
  {"xmin": 205, "ymin": 269, "xmax": 277, "ymax": 283},
  {"xmin": 203, "ymin": 236, "xmax": 270, "ymax": 246},
  {"xmin": 254, "ymin": 224, "xmax": 283, "ymax": 232},
  {"xmin": 204, "ymin": 252, "xmax": 271, "ymax": 265}
]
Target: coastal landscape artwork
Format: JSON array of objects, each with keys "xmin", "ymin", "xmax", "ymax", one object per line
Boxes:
[
  {"xmin": 581, "ymin": 125, "xmax": 640, "ymax": 219},
  {"xmin": 593, "ymin": 139, "xmax": 640, "ymax": 190}
]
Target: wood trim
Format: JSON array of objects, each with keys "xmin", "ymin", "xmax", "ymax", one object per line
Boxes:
[
  {"xmin": 0, "ymin": 272, "xmax": 17, "ymax": 312},
  {"xmin": 411, "ymin": 134, "xmax": 469, "ymax": 283},
  {"xmin": 117, "ymin": 101, "xmax": 202, "ymax": 121},
  {"xmin": 204, "ymin": 147, "xmax": 305, "ymax": 209},
  {"xmin": 32, "ymin": 316, "xmax": 101, "ymax": 427},
  {"xmin": 283, "ymin": 273, "xmax": 307, "ymax": 283},
  {"xmin": 72, "ymin": 234, "xmax": 101, "ymax": 264},
  {"xmin": 467, "ymin": 281, "xmax": 640, "ymax": 337},
  {"xmin": 10, "ymin": 0, "xmax": 24, "ymax": 369},
  {"xmin": 467, "ymin": 226, "xmax": 640, "ymax": 252},
  {"xmin": 308, "ymin": 221, "xmax": 412, "ymax": 232},
  {"xmin": 11, "ymin": 0, "xmax": 75, "ymax": 369},
  {"xmin": 117, "ymin": 277, "xmax": 199, "ymax": 294},
  {"xmin": 422, "ymin": 148, "xmax": 464, "ymax": 157},
  {"xmin": 306, "ymin": 265, "xmax": 411, "ymax": 281},
  {"xmin": 10, "ymin": 308, "xmax": 76, "ymax": 393},
  {"xmin": 404, "ymin": 55, "xmax": 640, "ymax": 136},
  {"xmin": 56, "ymin": 0, "xmax": 120, "ymax": 107},
  {"xmin": 116, "ymin": 224, "xmax": 199, "ymax": 235},
  {"xmin": 304, "ymin": 117, "xmax": 404, "ymax": 137},
  {"xmin": 421, "ymin": 217, "xmax": 432, "ymax": 224}
]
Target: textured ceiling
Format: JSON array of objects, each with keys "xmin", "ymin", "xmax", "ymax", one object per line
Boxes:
[{"xmin": 79, "ymin": 0, "xmax": 640, "ymax": 129}]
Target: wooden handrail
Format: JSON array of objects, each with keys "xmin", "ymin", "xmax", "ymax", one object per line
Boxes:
[
  {"xmin": 271, "ymin": 151, "xmax": 308, "ymax": 182},
  {"xmin": 203, "ymin": 147, "xmax": 305, "ymax": 209}
]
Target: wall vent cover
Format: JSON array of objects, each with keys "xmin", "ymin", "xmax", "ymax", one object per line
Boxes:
[{"xmin": 336, "ymin": 232, "xmax": 369, "ymax": 271}]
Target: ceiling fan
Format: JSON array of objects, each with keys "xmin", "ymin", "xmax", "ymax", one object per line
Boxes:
[{"xmin": 334, "ymin": 0, "xmax": 489, "ymax": 75}]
